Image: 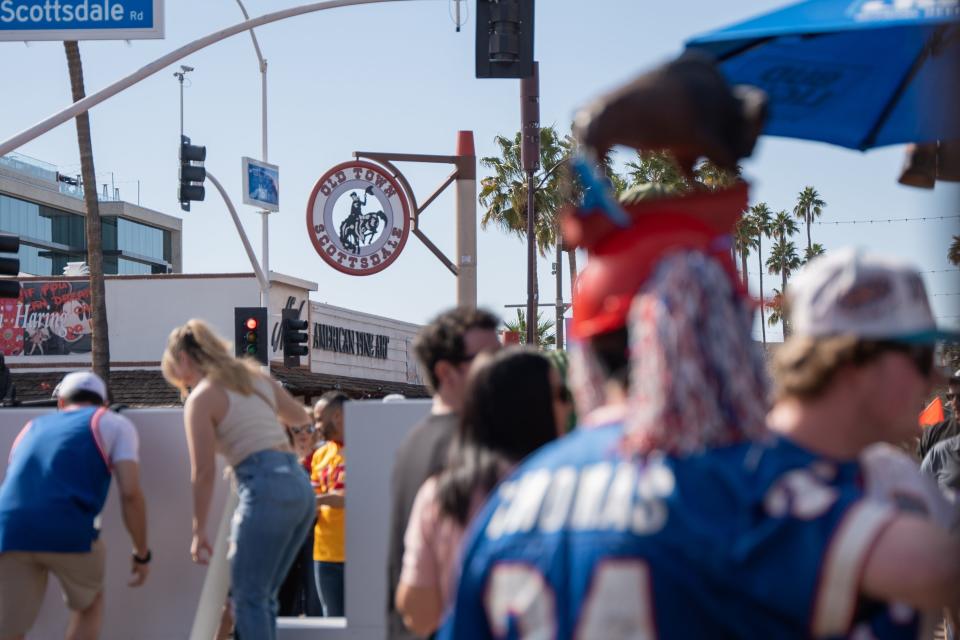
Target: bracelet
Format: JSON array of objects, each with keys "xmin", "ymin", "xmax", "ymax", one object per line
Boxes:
[{"xmin": 132, "ymin": 549, "xmax": 152, "ymax": 565}]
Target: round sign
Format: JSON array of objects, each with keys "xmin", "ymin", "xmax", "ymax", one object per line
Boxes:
[{"xmin": 306, "ymin": 160, "xmax": 412, "ymax": 276}]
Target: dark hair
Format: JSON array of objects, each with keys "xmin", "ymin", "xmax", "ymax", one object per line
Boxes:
[
  {"xmin": 590, "ymin": 327, "xmax": 631, "ymax": 388},
  {"xmin": 320, "ymin": 390, "xmax": 349, "ymax": 412},
  {"xmin": 436, "ymin": 347, "xmax": 558, "ymax": 525},
  {"xmin": 413, "ymin": 307, "xmax": 500, "ymax": 390},
  {"xmin": 63, "ymin": 389, "xmax": 105, "ymax": 406}
]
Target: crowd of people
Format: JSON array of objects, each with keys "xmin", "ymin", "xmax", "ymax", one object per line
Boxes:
[{"xmin": 0, "ymin": 53, "xmax": 957, "ymax": 640}]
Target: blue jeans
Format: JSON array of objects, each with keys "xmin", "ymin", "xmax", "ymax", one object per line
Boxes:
[
  {"xmin": 230, "ymin": 450, "xmax": 314, "ymax": 640},
  {"xmin": 313, "ymin": 561, "xmax": 345, "ymax": 617}
]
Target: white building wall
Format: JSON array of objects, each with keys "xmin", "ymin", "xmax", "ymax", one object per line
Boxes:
[
  {"xmin": 308, "ymin": 302, "xmax": 424, "ymax": 385},
  {"xmin": 3, "ymin": 273, "xmax": 425, "ymax": 386}
]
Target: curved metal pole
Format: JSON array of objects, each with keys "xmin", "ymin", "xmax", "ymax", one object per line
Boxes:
[
  {"xmin": 0, "ymin": 0, "xmax": 415, "ymax": 158},
  {"xmin": 206, "ymin": 170, "xmax": 270, "ymax": 293}
]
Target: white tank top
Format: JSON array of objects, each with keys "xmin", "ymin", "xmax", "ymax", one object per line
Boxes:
[{"xmin": 215, "ymin": 375, "xmax": 290, "ymax": 468}]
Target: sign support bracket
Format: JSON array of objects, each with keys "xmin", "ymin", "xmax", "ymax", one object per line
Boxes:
[{"xmin": 354, "ymin": 130, "xmax": 477, "ymax": 308}]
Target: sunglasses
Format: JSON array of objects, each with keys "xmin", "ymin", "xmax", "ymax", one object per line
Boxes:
[
  {"xmin": 878, "ymin": 341, "xmax": 935, "ymax": 379},
  {"xmin": 290, "ymin": 425, "xmax": 315, "ymax": 436}
]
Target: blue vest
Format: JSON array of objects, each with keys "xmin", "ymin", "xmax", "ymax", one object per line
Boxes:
[
  {"xmin": 0, "ymin": 406, "xmax": 112, "ymax": 552},
  {"xmin": 441, "ymin": 423, "xmax": 920, "ymax": 639}
]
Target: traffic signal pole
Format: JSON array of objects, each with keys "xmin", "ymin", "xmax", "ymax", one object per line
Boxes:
[
  {"xmin": 233, "ymin": 0, "xmax": 272, "ymax": 311},
  {"xmin": 205, "ymin": 171, "xmax": 270, "ymax": 294}
]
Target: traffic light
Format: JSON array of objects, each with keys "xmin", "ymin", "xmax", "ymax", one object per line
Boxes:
[
  {"xmin": 475, "ymin": 0, "xmax": 535, "ymax": 79},
  {"xmin": 282, "ymin": 308, "xmax": 309, "ymax": 368},
  {"xmin": 179, "ymin": 135, "xmax": 206, "ymax": 212},
  {"xmin": 0, "ymin": 233, "xmax": 20, "ymax": 300},
  {"xmin": 234, "ymin": 307, "xmax": 268, "ymax": 365}
]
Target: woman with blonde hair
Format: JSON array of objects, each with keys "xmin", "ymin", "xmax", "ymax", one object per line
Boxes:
[{"xmin": 162, "ymin": 319, "xmax": 315, "ymax": 640}]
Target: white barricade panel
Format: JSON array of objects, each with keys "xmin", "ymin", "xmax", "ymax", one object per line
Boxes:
[
  {"xmin": 278, "ymin": 398, "xmax": 430, "ymax": 640},
  {"xmin": 0, "ymin": 399, "xmax": 430, "ymax": 640},
  {"xmin": 0, "ymin": 408, "xmax": 230, "ymax": 640}
]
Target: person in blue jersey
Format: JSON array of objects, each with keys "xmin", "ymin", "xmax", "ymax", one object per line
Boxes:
[
  {"xmin": 441, "ymin": 239, "xmax": 960, "ymax": 639},
  {"xmin": 440, "ymin": 58, "xmax": 960, "ymax": 639},
  {"xmin": 0, "ymin": 371, "xmax": 150, "ymax": 640}
]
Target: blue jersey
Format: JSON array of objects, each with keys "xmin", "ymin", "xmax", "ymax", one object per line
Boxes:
[
  {"xmin": 0, "ymin": 406, "xmax": 112, "ymax": 552},
  {"xmin": 440, "ymin": 423, "xmax": 917, "ymax": 640}
]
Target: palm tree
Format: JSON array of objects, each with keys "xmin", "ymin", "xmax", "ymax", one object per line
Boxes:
[
  {"xmin": 504, "ymin": 309, "xmax": 556, "ymax": 347},
  {"xmin": 804, "ymin": 243, "xmax": 825, "ymax": 263},
  {"xmin": 767, "ymin": 289, "xmax": 785, "ymax": 330},
  {"xmin": 623, "ymin": 150, "xmax": 690, "ymax": 192},
  {"xmin": 693, "ymin": 159, "xmax": 741, "ymax": 191},
  {"xmin": 749, "ymin": 203, "xmax": 773, "ymax": 345},
  {"xmin": 479, "ymin": 127, "xmax": 567, "ymax": 301},
  {"xmin": 732, "ymin": 212, "xmax": 756, "ymax": 290},
  {"xmin": 793, "ymin": 186, "xmax": 826, "ymax": 256},
  {"xmin": 766, "ymin": 211, "xmax": 801, "ymax": 337},
  {"xmin": 64, "ymin": 41, "xmax": 110, "ymax": 388},
  {"xmin": 949, "ymin": 235, "xmax": 960, "ymax": 267}
]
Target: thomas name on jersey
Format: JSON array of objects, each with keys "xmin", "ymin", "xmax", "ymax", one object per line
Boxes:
[{"xmin": 485, "ymin": 457, "xmax": 676, "ymax": 540}]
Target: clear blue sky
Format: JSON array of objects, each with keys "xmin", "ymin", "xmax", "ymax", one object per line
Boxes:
[{"xmin": 3, "ymin": 0, "xmax": 958, "ymax": 341}]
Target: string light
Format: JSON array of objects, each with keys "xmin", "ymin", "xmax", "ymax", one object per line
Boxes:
[{"xmin": 813, "ymin": 215, "xmax": 960, "ymax": 225}]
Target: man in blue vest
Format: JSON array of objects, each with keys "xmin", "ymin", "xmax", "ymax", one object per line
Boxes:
[{"xmin": 0, "ymin": 371, "xmax": 150, "ymax": 640}]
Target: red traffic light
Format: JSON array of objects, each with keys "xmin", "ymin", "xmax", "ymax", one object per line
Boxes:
[{"xmin": 245, "ymin": 317, "xmax": 258, "ymax": 330}]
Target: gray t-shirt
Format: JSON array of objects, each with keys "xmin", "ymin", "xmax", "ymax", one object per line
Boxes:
[{"xmin": 920, "ymin": 433, "xmax": 960, "ymax": 492}]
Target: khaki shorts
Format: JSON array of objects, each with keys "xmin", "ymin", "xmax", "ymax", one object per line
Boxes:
[{"xmin": 0, "ymin": 538, "xmax": 105, "ymax": 637}]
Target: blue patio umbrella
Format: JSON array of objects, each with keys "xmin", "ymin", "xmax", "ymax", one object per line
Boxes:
[{"xmin": 687, "ymin": 0, "xmax": 960, "ymax": 150}]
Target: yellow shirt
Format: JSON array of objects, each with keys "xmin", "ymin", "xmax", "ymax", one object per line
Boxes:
[{"xmin": 311, "ymin": 441, "xmax": 345, "ymax": 562}]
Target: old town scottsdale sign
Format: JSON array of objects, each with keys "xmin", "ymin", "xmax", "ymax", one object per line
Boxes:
[{"xmin": 307, "ymin": 160, "xmax": 411, "ymax": 276}]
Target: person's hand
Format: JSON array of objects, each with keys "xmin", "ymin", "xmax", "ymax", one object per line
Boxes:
[
  {"xmin": 572, "ymin": 52, "xmax": 767, "ymax": 174},
  {"xmin": 191, "ymin": 531, "xmax": 213, "ymax": 565},
  {"xmin": 129, "ymin": 556, "xmax": 150, "ymax": 587}
]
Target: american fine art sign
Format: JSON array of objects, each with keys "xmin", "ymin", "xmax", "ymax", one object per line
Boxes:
[
  {"xmin": 306, "ymin": 160, "xmax": 411, "ymax": 276},
  {"xmin": 313, "ymin": 322, "xmax": 389, "ymax": 360}
]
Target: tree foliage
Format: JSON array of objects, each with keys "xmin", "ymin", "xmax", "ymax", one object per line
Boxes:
[{"xmin": 504, "ymin": 309, "xmax": 556, "ymax": 347}]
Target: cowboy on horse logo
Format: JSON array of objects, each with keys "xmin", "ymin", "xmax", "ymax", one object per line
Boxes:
[
  {"xmin": 307, "ymin": 160, "xmax": 412, "ymax": 276},
  {"xmin": 339, "ymin": 187, "xmax": 389, "ymax": 254}
]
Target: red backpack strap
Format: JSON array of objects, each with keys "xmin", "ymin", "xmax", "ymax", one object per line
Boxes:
[{"xmin": 89, "ymin": 407, "xmax": 112, "ymax": 472}]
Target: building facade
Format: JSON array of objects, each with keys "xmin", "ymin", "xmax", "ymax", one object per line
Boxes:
[
  {"xmin": 0, "ymin": 152, "xmax": 182, "ymax": 276},
  {"xmin": 2, "ymin": 271, "xmax": 427, "ymax": 404}
]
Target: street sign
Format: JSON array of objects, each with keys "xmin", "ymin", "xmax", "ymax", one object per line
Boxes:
[
  {"xmin": 241, "ymin": 156, "xmax": 279, "ymax": 212},
  {"xmin": 0, "ymin": 0, "xmax": 164, "ymax": 41}
]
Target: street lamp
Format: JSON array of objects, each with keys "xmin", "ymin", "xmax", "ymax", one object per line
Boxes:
[{"xmin": 235, "ymin": 0, "xmax": 271, "ymax": 309}]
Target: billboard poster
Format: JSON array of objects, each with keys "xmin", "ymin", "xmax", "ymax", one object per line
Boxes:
[
  {"xmin": 242, "ymin": 156, "xmax": 280, "ymax": 212},
  {"xmin": 0, "ymin": 281, "xmax": 93, "ymax": 356}
]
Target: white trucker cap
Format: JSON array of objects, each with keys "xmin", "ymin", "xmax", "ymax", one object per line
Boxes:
[
  {"xmin": 787, "ymin": 247, "xmax": 959, "ymax": 343},
  {"xmin": 54, "ymin": 371, "xmax": 108, "ymax": 402}
]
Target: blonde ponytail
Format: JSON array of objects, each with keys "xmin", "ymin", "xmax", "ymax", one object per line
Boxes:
[{"xmin": 162, "ymin": 318, "xmax": 263, "ymax": 400}]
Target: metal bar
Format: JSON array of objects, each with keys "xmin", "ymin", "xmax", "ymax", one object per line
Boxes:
[
  {"xmin": 206, "ymin": 171, "xmax": 270, "ymax": 293},
  {"xmin": 0, "ymin": 0, "xmax": 417, "ymax": 158},
  {"xmin": 415, "ymin": 168, "xmax": 458, "ymax": 216},
  {"xmin": 505, "ymin": 303, "xmax": 571, "ymax": 310},
  {"xmin": 414, "ymin": 229, "xmax": 458, "ymax": 276},
  {"xmin": 354, "ymin": 151, "xmax": 458, "ymax": 164},
  {"xmin": 353, "ymin": 154, "xmax": 420, "ymax": 213}
]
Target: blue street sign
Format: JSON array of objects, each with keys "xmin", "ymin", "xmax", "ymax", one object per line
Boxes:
[{"xmin": 0, "ymin": 0, "xmax": 163, "ymax": 41}]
